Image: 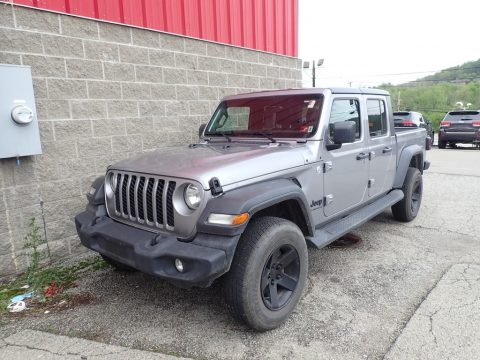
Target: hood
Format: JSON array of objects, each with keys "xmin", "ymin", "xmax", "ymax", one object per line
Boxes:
[{"xmin": 109, "ymin": 141, "xmax": 309, "ymax": 189}]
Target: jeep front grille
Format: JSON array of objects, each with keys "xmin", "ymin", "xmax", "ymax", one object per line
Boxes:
[{"xmin": 110, "ymin": 171, "xmax": 176, "ymax": 230}]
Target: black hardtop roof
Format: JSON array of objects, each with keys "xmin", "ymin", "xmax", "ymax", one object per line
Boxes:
[
  {"xmin": 447, "ymin": 110, "xmax": 480, "ymax": 115},
  {"xmin": 330, "ymin": 87, "xmax": 390, "ymax": 96},
  {"xmin": 222, "ymin": 87, "xmax": 390, "ymax": 101}
]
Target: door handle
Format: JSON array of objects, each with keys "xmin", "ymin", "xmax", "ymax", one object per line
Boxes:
[
  {"xmin": 382, "ymin": 147, "xmax": 393, "ymax": 154},
  {"xmin": 356, "ymin": 152, "xmax": 369, "ymax": 160}
]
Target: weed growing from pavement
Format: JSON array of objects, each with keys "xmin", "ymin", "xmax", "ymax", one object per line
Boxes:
[
  {"xmin": 0, "ymin": 256, "xmax": 108, "ymax": 314},
  {"xmin": 23, "ymin": 218, "xmax": 48, "ymax": 295},
  {"xmin": 0, "ymin": 217, "xmax": 109, "ymax": 314}
]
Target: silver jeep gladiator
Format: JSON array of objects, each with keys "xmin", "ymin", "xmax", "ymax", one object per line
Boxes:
[{"xmin": 75, "ymin": 88, "xmax": 429, "ymax": 331}]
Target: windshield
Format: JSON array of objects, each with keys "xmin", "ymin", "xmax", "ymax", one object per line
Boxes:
[{"xmin": 205, "ymin": 94, "xmax": 324, "ymax": 139}]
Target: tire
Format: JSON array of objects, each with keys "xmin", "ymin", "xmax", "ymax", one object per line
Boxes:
[
  {"xmin": 223, "ymin": 217, "xmax": 308, "ymax": 331},
  {"xmin": 425, "ymin": 137, "xmax": 432, "ymax": 150},
  {"xmin": 392, "ymin": 167, "xmax": 423, "ymax": 222},
  {"xmin": 438, "ymin": 140, "xmax": 447, "ymax": 149},
  {"xmin": 448, "ymin": 142, "xmax": 457, "ymax": 149},
  {"xmin": 101, "ymin": 255, "xmax": 137, "ymax": 272}
]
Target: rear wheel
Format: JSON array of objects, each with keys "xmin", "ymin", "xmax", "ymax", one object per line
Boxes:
[
  {"xmin": 223, "ymin": 217, "xmax": 308, "ymax": 331},
  {"xmin": 392, "ymin": 167, "xmax": 423, "ymax": 222},
  {"xmin": 438, "ymin": 140, "xmax": 447, "ymax": 149}
]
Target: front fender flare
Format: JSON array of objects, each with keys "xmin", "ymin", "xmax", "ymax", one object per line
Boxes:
[
  {"xmin": 196, "ymin": 179, "xmax": 314, "ymax": 237},
  {"xmin": 87, "ymin": 176, "xmax": 105, "ymax": 206}
]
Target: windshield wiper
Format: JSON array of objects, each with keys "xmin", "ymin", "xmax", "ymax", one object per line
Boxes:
[{"xmin": 252, "ymin": 132, "xmax": 276, "ymax": 143}]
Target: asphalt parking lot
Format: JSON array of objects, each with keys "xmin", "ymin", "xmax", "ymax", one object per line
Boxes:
[{"xmin": 1, "ymin": 146, "xmax": 479, "ymax": 360}]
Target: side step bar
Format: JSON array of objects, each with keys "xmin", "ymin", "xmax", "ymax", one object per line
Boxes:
[{"xmin": 305, "ymin": 189, "xmax": 404, "ymax": 249}]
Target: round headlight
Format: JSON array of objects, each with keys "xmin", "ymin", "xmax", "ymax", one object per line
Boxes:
[
  {"xmin": 184, "ymin": 184, "xmax": 201, "ymax": 210},
  {"xmin": 105, "ymin": 173, "xmax": 117, "ymax": 198},
  {"xmin": 110, "ymin": 173, "xmax": 117, "ymax": 190}
]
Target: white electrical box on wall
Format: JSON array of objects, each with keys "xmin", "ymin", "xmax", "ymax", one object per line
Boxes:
[{"xmin": 0, "ymin": 64, "xmax": 42, "ymax": 159}]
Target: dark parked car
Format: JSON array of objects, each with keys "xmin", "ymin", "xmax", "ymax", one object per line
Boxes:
[
  {"xmin": 438, "ymin": 110, "xmax": 480, "ymax": 149},
  {"xmin": 393, "ymin": 111, "xmax": 433, "ymax": 150}
]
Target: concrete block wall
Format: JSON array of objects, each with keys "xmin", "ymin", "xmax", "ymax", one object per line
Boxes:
[{"xmin": 0, "ymin": 3, "xmax": 302, "ymax": 276}]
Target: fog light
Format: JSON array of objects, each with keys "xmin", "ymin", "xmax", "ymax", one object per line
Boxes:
[{"xmin": 175, "ymin": 258, "xmax": 184, "ymax": 272}]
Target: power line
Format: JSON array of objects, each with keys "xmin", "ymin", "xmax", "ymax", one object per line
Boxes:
[
  {"xmin": 352, "ymin": 65, "xmax": 480, "ymax": 78},
  {"xmin": 361, "ymin": 77, "xmax": 480, "ymax": 85},
  {"xmin": 316, "ymin": 65, "xmax": 480, "ymax": 81},
  {"xmin": 397, "ymin": 77, "xmax": 480, "ymax": 83}
]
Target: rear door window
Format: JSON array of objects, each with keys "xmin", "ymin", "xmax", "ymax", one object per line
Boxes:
[{"xmin": 367, "ymin": 99, "xmax": 388, "ymax": 137}]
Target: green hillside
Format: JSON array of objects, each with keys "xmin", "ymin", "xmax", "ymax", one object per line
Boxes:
[
  {"xmin": 421, "ymin": 59, "xmax": 480, "ymax": 83},
  {"xmin": 379, "ymin": 59, "xmax": 480, "ymax": 130}
]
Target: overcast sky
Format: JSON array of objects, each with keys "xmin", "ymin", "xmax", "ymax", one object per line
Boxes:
[{"xmin": 298, "ymin": 0, "xmax": 480, "ymax": 87}]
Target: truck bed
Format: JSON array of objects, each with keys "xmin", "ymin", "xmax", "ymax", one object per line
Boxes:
[{"xmin": 396, "ymin": 127, "xmax": 427, "ymax": 159}]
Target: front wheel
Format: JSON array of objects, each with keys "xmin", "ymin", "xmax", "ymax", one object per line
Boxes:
[
  {"xmin": 392, "ymin": 167, "xmax": 423, "ymax": 222},
  {"xmin": 438, "ymin": 140, "xmax": 447, "ymax": 149},
  {"xmin": 223, "ymin": 217, "xmax": 308, "ymax": 331}
]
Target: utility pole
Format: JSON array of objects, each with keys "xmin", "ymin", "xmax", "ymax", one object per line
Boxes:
[
  {"xmin": 312, "ymin": 60, "xmax": 316, "ymax": 87},
  {"xmin": 303, "ymin": 59, "xmax": 324, "ymax": 87}
]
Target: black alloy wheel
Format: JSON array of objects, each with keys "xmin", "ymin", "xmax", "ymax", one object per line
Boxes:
[
  {"xmin": 410, "ymin": 177, "xmax": 423, "ymax": 214},
  {"xmin": 391, "ymin": 167, "xmax": 423, "ymax": 222},
  {"xmin": 261, "ymin": 245, "xmax": 300, "ymax": 310}
]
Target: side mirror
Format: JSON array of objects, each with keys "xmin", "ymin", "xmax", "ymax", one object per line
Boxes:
[
  {"xmin": 198, "ymin": 123, "xmax": 206, "ymax": 138},
  {"xmin": 327, "ymin": 121, "xmax": 356, "ymax": 150}
]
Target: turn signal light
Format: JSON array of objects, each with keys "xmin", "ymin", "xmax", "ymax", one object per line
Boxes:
[
  {"xmin": 440, "ymin": 121, "xmax": 451, "ymax": 127},
  {"xmin": 232, "ymin": 213, "xmax": 249, "ymax": 225},
  {"xmin": 207, "ymin": 213, "xmax": 250, "ymax": 226}
]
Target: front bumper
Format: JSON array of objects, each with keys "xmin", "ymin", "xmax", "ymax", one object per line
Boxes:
[{"xmin": 75, "ymin": 210, "xmax": 240, "ymax": 287}]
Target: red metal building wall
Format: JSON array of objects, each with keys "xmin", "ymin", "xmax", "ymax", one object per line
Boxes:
[{"xmin": 9, "ymin": 0, "xmax": 298, "ymax": 57}]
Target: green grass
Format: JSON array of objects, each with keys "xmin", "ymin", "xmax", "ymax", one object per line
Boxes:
[{"xmin": 0, "ymin": 256, "xmax": 108, "ymax": 314}]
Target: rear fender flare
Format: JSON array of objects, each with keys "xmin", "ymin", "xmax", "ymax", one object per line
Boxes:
[{"xmin": 393, "ymin": 144, "xmax": 423, "ymax": 188}]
